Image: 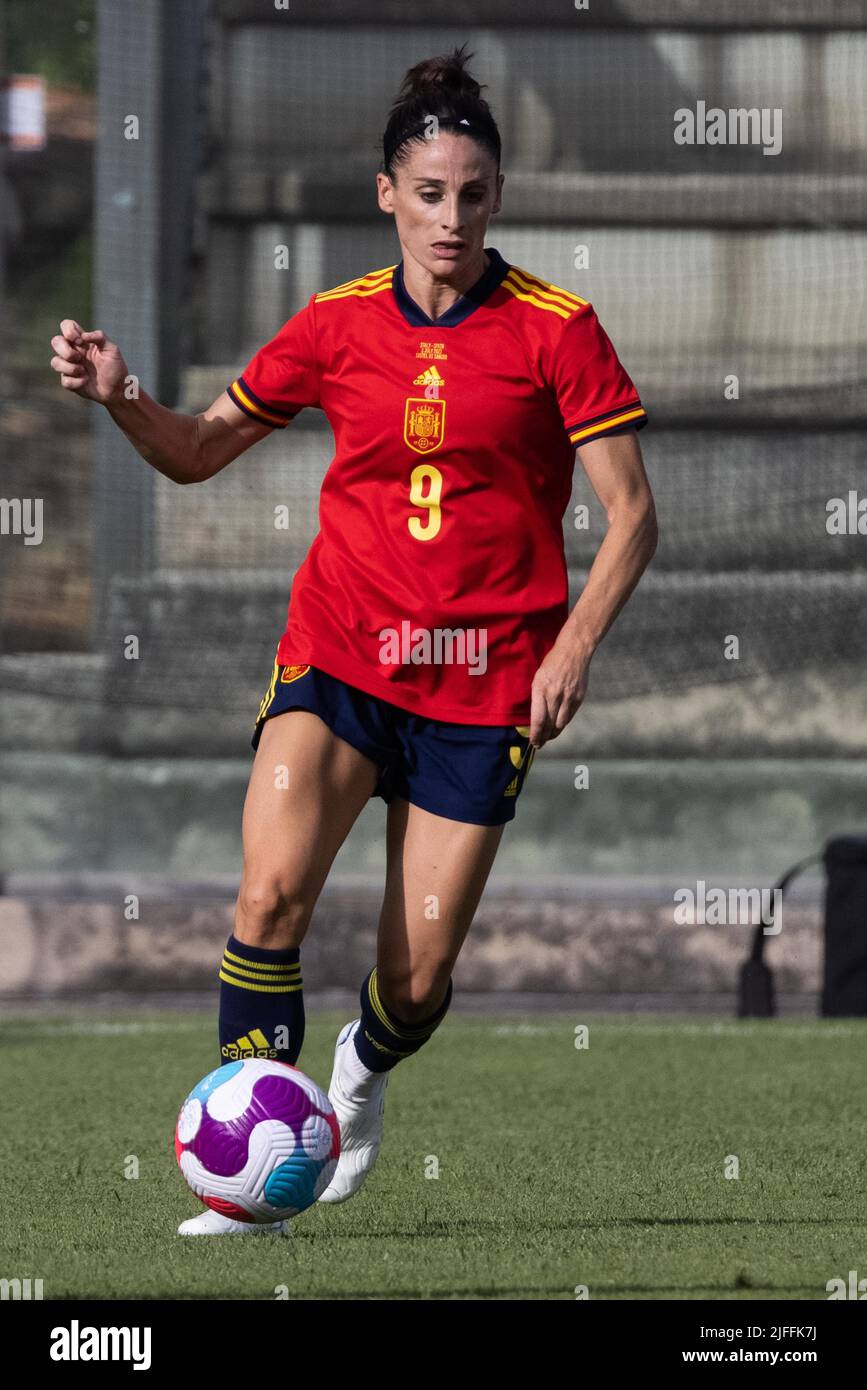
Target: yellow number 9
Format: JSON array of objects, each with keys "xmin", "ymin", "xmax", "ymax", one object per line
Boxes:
[{"xmin": 408, "ymin": 463, "xmax": 443, "ymax": 541}]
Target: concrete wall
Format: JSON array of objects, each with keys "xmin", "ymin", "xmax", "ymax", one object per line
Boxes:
[{"xmin": 0, "ymin": 877, "xmax": 824, "ymax": 1006}]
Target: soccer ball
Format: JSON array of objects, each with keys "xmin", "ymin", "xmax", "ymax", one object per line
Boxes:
[{"xmin": 175, "ymin": 1058, "xmax": 340, "ymax": 1222}]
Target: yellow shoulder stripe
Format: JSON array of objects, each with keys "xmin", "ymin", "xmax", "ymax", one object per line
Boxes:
[
  {"xmin": 315, "ymin": 266, "xmax": 396, "ymax": 303},
  {"xmin": 502, "ymin": 266, "xmax": 589, "ymax": 319},
  {"xmin": 508, "ymin": 265, "xmax": 588, "ymax": 309}
]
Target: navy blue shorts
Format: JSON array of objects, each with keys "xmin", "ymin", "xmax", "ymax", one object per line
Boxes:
[{"xmin": 251, "ymin": 661, "xmax": 536, "ymax": 827}]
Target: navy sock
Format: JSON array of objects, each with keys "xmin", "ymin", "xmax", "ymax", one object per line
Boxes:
[
  {"xmin": 218, "ymin": 934, "xmax": 304, "ymax": 1065},
  {"xmin": 354, "ymin": 966, "xmax": 453, "ymax": 1073}
]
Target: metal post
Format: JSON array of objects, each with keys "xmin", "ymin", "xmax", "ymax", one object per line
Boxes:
[
  {"xmin": 0, "ymin": 8, "xmax": 7, "ymax": 653},
  {"xmin": 91, "ymin": 0, "xmax": 208, "ymax": 642}
]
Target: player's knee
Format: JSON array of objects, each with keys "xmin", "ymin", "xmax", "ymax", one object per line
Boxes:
[{"xmin": 235, "ymin": 878, "xmax": 310, "ymax": 946}]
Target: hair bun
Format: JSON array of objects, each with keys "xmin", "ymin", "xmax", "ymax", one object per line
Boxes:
[
  {"xmin": 397, "ymin": 45, "xmax": 483, "ymax": 103},
  {"xmin": 382, "ymin": 43, "xmax": 500, "ymax": 176}
]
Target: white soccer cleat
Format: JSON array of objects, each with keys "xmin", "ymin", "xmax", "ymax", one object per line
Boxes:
[
  {"xmin": 177, "ymin": 1209, "xmax": 288, "ymax": 1236},
  {"xmin": 317, "ymin": 1018, "xmax": 388, "ymax": 1204}
]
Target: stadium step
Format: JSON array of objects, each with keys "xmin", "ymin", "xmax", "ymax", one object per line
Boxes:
[{"xmin": 0, "ymin": 868, "xmax": 826, "ymax": 1006}]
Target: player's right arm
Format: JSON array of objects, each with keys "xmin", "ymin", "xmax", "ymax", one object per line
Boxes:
[{"xmin": 49, "ymin": 318, "xmax": 271, "ymax": 485}]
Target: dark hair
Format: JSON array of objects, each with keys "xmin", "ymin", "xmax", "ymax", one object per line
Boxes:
[{"xmin": 381, "ymin": 44, "xmax": 501, "ymax": 181}]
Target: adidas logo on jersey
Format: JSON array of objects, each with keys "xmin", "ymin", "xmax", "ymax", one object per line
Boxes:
[
  {"xmin": 413, "ymin": 366, "xmax": 445, "ymax": 389},
  {"xmin": 221, "ymin": 1028, "xmax": 277, "ymax": 1060}
]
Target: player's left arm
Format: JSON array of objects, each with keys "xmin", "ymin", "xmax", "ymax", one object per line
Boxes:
[{"xmin": 529, "ymin": 428, "xmax": 658, "ymax": 748}]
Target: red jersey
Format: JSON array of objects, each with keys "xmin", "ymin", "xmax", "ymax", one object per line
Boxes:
[{"xmin": 227, "ymin": 247, "xmax": 647, "ymax": 724}]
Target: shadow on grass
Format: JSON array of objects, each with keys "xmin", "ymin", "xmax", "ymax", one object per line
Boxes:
[{"xmin": 307, "ymin": 1213, "xmax": 867, "ymax": 1240}]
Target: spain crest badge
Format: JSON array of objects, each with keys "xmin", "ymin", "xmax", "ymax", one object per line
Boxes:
[{"xmin": 404, "ymin": 397, "xmax": 445, "ymax": 454}]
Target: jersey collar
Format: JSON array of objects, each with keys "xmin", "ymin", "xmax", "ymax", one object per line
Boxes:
[{"xmin": 392, "ymin": 246, "xmax": 510, "ymax": 328}]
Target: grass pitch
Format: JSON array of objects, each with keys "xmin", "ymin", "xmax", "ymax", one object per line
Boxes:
[{"xmin": 0, "ymin": 1009, "xmax": 864, "ymax": 1300}]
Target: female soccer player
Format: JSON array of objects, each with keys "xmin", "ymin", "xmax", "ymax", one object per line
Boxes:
[{"xmin": 50, "ymin": 46, "xmax": 657, "ymax": 1234}]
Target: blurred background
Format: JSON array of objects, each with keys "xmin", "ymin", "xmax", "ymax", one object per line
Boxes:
[{"xmin": 0, "ymin": 0, "xmax": 865, "ymax": 1010}]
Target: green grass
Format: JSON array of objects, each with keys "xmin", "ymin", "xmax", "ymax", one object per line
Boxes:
[{"xmin": 0, "ymin": 1011, "xmax": 865, "ymax": 1300}]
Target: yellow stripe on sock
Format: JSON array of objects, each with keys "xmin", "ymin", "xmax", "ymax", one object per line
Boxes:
[
  {"xmin": 220, "ymin": 963, "xmax": 301, "ymax": 986},
  {"xmin": 218, "ymin": 970, "xmax": 304, "ymax": 994},
  {"xmin": 368, "ymin": 968, "xmax": 443, "ymax": 1040},
  {"xmin": 222, "ymin": 948, "xmax": 301, "ymax": 975}
]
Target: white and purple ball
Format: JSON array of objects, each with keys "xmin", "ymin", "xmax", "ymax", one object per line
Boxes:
[{"xmin": 175, "ymin": 1059, "xmax": 340, "ymax": 1223}]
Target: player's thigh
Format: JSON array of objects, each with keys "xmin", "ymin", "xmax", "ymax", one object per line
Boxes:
[
  {"xmin": 376, "ymin": 798, "xmax": 505, "ymax": 1004},
  {"xmin": 240, "ymin": 709, "xmax": 379, "ymax": 901}
]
